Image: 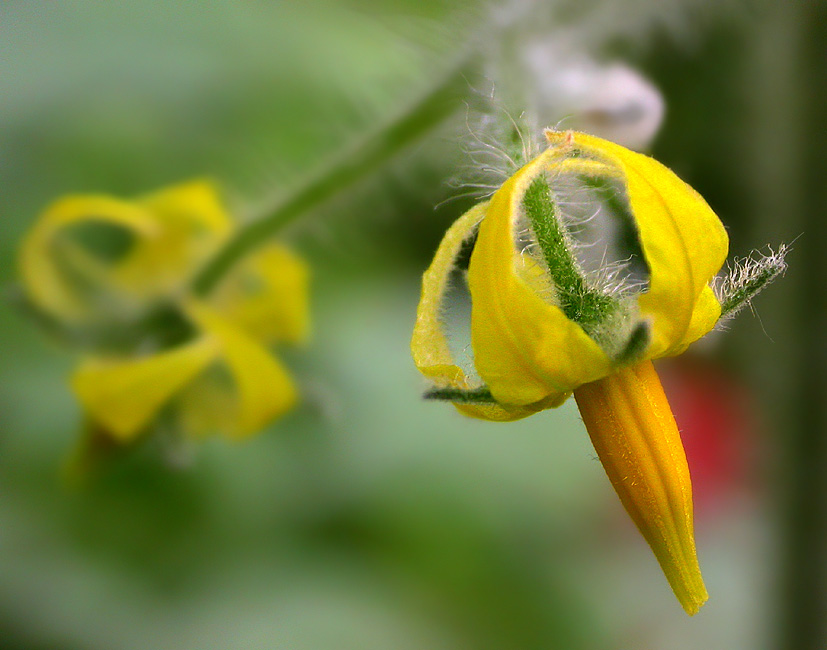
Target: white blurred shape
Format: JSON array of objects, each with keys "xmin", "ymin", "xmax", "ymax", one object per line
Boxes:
[{"xmin": 522, "ymin": 41, "xmax": 665, "ymax": 151}]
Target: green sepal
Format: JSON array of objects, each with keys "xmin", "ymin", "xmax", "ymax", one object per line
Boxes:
[
  {"xmin": 424, "ymin": 386, "xmax": 497, "ymax": 404},
  {"xmin": 716, "ymin": 245, "xmax": 789, "ymax": 320}
]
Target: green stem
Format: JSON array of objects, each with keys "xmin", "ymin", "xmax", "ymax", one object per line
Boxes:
[
  {"xmin": 191, "ymin": 56, "xmax": 475, "ymax": 296},
  {"xmin": 424, "ymin": 386, "xmax": 496, "ymax": 404},
  {"xmin": 522, "ymin": 176, "xmax": 617, "ymax": 333}
]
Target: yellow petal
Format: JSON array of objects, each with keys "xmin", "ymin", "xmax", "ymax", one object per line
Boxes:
[
  {"xmin": 19, "ymin": 181, "xmax": 234, "ymax": 324},
  {"xmin": 681, "ymin": 285, "xmax": 723, "ymax": 348},
  {"xmin": 545, "ymin": 131, "xmax": 728, "ymax": 357},
  {"xmin": 141, "ymin": 180, "xmax": 232, "ymax": 237},
  {"xmin": 573, "ymin": 360, "xmax": 708, "ymax": 615},
  {"xmin": 412, "ymin": 202, "xmax": 486, "ymax": 383},
  {"xmin": 468, "ymin": 151, "xmax": 613, "ymax": 406},
  {"xmin": 71, "ymin": 338, "xmax": 217, "ymax": 442},
  {"xmin": 209, "ymin": 243, "xmax": 310, "ymax": 344},
  {"xmin": 411, "ymin": 202, "xmax": 544, "ymax": 421},
  {"xmin": 110, "ymin": 180, "xmax": 232, "ymax": 298},
  {"xmin": 173, "ymin": 367, "xmax": 242, "ymax": 439},
  {"xmin": 184, "ymin": 301, "xmax": 297, "ymax": 439},
  {"xmin": 18, "ymin": 195, "xmax": 158, "ymax": 322}
]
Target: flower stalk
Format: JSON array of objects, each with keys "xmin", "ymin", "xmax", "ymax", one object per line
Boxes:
[{"xmin": 191, "ymin": 55, "xmax": 475, "ymax": 297}]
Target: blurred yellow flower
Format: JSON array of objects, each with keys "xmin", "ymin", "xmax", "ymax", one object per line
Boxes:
[
  {"xmin": 412, "ymin": 130, "xmax": 731, "ymax": 615},
  {"xmin": 20, "ymin": 181, "xmax": 232, "ymax": 325},
  {"xmin": 19, "ymin": 181, "xmax": 309, "ymax": 445}
]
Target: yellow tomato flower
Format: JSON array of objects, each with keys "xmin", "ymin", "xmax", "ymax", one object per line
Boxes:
[
  {"xmin": 412, "ymin": 130, "xmax": 782, "ymax": 615},
  {"xmin": 19, "ymin": 181, "xmax": 309, "ymax": 444}
]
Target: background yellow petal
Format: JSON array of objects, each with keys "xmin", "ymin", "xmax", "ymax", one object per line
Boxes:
[
  {"xmin": 71, "ymin": 338, "xmax": 217, "ymax": 442},
  {"xmin": 545, "ymin": 131, "xmax": 728, "ymax": 358},
  {"xmin": 468, "ymin": 151, "xmax": 613, "ymax": 406},
  {"xmin": 141, "ymin": 180, "xmax": 233, "ymax": 237},
  {"xmin": 185, "ymin": 301, "xmax": 297, "ymax": 440},
  {"xmin": 174, "ymin": 366, "xmax": 243, "ymax": 439},
  {"xmin": 18, "ymin": 195, "xmax": 158, "ymax": 322},
  {"xmin": 19, "ymin": 181, "xmax": 235, "ymax": 324},
  {"xmin": 110, "ymin": 180, "xmax": 232, "ymax": 298},
  {"xmin": 209, "ymin": 243, "xmax": 310, "ymax": 344}
]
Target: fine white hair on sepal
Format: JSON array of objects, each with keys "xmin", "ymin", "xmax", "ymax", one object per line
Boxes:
[{"xmin": 714, "ymin": 243, "xmax": 790, "ymax": 322}]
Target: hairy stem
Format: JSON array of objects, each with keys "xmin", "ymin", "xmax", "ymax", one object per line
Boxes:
[{"xmin": 522, "ymin": 176, "xmax": 618, "ymax": 333}]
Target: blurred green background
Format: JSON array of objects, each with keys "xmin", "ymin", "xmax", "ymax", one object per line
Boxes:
[{"xmin": 2, "ymin": 1, "xmax": 825, "ymax": 648}]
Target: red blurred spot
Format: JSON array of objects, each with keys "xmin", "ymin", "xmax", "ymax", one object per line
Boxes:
[{"xmin": 659, "ymin": 358, "xmax": 760, "ymax": 516}]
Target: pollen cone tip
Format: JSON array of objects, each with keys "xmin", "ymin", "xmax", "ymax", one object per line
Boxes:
[
  {"xmin": 683, "ymin": 590, "xmax": 709, "ymax": 616},
  {"xmin": 675, "ymin": 579, "xmax": 709, "ymax": 615}
]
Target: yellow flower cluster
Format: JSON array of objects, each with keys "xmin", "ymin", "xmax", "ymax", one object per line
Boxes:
[
  {"xmin": 413, "ymin": 130, "xmax": 730, "ymax": 614},
  {"xmin": 20, "ymin": 181, "xmax": 309, "ymax": 443}
]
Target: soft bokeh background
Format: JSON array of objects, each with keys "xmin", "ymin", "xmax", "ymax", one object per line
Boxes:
[{"xmin": 2, "ymin": 1, "xmax": 825, "ymax": 648}]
